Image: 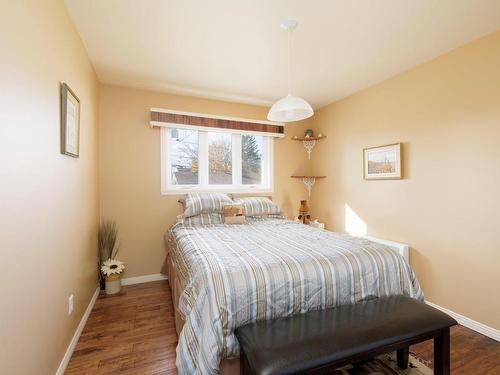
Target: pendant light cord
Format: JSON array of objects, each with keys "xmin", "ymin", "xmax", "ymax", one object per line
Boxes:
[
  {"xmin": 287, "ymin": 27, "xmax": 292, "ymax": 95},
  {"xmin": 268, "ymin": 19, "xmax": 313, "ymax": 122}
]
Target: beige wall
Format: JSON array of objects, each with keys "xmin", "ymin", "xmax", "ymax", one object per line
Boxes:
[
  {"xmin": 310, "ymin": 30, "xmax": 500, "ymax": 329},
  {"xmin": 2, "ymin": 6, "xmax": 496, "ymax": 374},
  {"xmin": 99, "ymin": 84, "xmax": 312, "ymax": 278},
  {"xmin": 0, "ymin": 1, "xmax": 99, "ymax": 374}
]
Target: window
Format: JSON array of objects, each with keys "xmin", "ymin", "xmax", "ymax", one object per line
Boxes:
[
  {"xmin": 242, "ymin": 134, "xmax": 263, "ymax": 185},
  {"xmin": 168, "ymin": 128, "xmax": 199, "ymax": 185},
  {"xmin": 208, "ymin": 132, "xmax": 232, "ymax": 185},
  {"xmin": 162, "ymin": 128, "xmax": 273, "ymax": 193}
]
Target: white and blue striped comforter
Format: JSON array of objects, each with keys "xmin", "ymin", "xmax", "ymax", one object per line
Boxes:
[{"xmin": 168, "ymin": 217, "xmax": 423, "ymax": 374}]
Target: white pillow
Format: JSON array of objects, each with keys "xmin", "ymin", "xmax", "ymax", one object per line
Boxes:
[
  {"xmin": 182, "ymin": 192, "xmax": 233, "ymax": 217},
  {"xmin": 234, "ymin": 197, "xmax": 281, "ymax": 217},
  {"xmin": 177, "ymin": 213, "xmax": 224, "ymax": 226}
]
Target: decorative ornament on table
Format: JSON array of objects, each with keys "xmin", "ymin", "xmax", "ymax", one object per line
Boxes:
[
  {"xmin": 305, "ymin": 129, "xmax": 314, "ymax": 138},
  {"xmin": 298, "ymin": 200, "xmax": 311, "ymax": 224}
]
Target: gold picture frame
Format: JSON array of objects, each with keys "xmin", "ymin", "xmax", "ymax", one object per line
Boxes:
[
  {"xmin": 60, "ymin": 82, "xmax": 80, "ymax": 157},
  {"xmin": 363, "ymin": 143, "xmax": 402, "ymax": 180}
]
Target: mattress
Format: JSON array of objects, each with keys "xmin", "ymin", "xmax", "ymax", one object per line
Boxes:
[{"xmin": 165, "ymin": 217, "xmax": 423, "ymax": 375}]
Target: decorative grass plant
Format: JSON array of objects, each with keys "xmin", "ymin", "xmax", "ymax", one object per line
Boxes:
[{"xmin": 97, "ymin": 220, "xmax": 119, "ymax": 289}]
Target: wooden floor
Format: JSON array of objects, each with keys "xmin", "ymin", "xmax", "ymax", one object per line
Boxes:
[
  {"xmin": 66, "ymin": 280, "xmax": 500, "ymax": 374},
  {"xmin": 66, "ymin": 281, "xmax": 178, "ymax": 375}
]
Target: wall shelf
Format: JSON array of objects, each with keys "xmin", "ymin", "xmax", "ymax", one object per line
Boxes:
[
  {"xmin": 291, "ymin": 175, "xmax": 326, "ymax": 197},
  {"xmin": 292, "ymin": 135, "xmax": 326, "ymax": 160}
]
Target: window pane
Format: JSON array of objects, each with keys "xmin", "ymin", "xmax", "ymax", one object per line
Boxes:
[
  {"xmin": 170, "ymin": 128, "xmax": 198, "ymax": 185},
  {"xmin": 242, "ymin": 135, "xmax": 263, "ymax": 185},
  {"xmin": 208, "ymin": 132, "xmax": 232, "ymax": 185}
]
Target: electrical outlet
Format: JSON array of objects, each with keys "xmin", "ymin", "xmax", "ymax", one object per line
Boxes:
[{"xmin": 68, "ymin": 294, "xmax": 74, "ymax": 315}]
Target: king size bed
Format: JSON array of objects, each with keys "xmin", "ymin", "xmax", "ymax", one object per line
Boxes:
[{"xmin": 163, "ymin": 194, "xmax": 423, "ymax": 375}]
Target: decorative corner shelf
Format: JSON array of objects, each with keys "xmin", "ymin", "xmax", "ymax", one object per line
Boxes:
[
  {"xmin": 292, "ymin": 135, "xmax": 327, "ymax": 160},
  {"xmin": 291, "ymin": 175, "xmax": 326, "ymax": 197}
]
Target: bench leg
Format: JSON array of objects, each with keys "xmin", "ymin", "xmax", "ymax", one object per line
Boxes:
[
  {"xmin": 240, "ymin": 350, "xmax": 251, "ymax": 375},
  {"xmin": 434, "ymin": 328, "xmax": 450, "ymax": 375},
  {"xmin": 397, "ymin": 346, "xmax": 409, "ymax": 369}
]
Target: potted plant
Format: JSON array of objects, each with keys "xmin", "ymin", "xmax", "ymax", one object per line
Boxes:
[
  {"xmin": 101, "ymin": 259, "xmax": 125, "ymax": 295},
  {"xmin": 97, "ymin": 220, "xmax": 125, "ymax": 294}
]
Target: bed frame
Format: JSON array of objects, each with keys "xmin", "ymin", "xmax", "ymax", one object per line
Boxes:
[{"xmin": 361, "ymin": 235, "xmax": 410, "ymax": 263}]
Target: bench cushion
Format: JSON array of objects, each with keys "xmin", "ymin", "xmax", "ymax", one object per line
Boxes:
[{"xmin": 235, "ymin": 295, "xmax": 457, "ymax": 375}]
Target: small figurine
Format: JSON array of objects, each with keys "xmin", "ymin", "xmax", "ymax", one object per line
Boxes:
[
  {"xmin": 298, "ymin": 200, "xmax": 311, "ymax": 225},
  {"xmin": 305, "ymin": 129, "xmax": 314, "ymax": 138}
]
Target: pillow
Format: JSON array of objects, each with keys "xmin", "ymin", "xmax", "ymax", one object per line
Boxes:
[
  {"xmin": 182, "ymin": 192, "xmax": 233, "ymax": 217},
  {"xmin": 223, "ymin": 204, "xmax": 246, "ymax": 224},
  {"xmin": 234, "ymin": 197, "xmax": 281, "ymax": 217},
  {"xmin": 178, "ymin": 194, "xmax": 231, "ymax": 210},
  {"xmin": 177, "ymin": 213, "xmax": 224, "ymax": 226}
]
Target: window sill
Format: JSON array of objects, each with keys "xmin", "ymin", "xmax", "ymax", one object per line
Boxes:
[{"xmin": 161, "ymin": 187, "xmax": 274, "ymax": 195}]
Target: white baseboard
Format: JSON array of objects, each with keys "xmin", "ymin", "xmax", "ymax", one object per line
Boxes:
[
  {"xmin": 56, "ymin": 286, "xmax": 100, "ymax": 375},
  {"xmin": 55, "ymin": 274, "xmax": 168, "ymax": 374},
  {"xmin": 121, "ymin": 273, "xmax": 168, "ymax": 286},
  {"xmin": 426, "ymin": 301, "xmax": 500, "ymax": 342}
]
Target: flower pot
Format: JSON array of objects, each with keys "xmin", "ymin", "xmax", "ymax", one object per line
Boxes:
[
  {"xmin": 99, "ymin": 276, "xmax": 106, "ymax": 290},
  {"xmin": 105, "ymin": 273, "xmax": 122, "ymax": 295}
]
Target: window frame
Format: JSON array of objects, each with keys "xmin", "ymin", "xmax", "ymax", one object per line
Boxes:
[{"xmin": 161, "ymin": 127, "xmax": 274, "ymax": 194}]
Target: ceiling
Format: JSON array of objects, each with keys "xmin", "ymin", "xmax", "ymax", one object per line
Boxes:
[{"xmin": 65, "ymin": 0, "xmax": 500, "ymax": 109}]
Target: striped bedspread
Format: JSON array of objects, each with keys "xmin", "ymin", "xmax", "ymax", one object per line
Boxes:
[{"xmin": 168, "ymin": 217, "xmax": 423, "ymax": 375}]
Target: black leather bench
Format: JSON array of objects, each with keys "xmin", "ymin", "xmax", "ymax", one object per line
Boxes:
[{"xmin": 235, "ymin": 295, "xmax": 457, "ymax": 375}]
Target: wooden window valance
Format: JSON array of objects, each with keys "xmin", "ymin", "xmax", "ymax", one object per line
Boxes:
[{"xmin": 150, "ymin": 108, "xmax": 284, "ymax": 137}]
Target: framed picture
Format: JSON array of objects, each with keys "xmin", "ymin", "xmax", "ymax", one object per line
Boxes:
[
  {"xmin": 363, "ymin": 143, "xmax": 402, "ymax": 180},
  {"xmin": 60, "ymin": 82, "xmax": 80, "ymax": 157}
]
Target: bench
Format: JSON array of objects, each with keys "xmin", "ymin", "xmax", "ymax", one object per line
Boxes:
[{"xmin": 235, "ymin": 295, "xmax": 457, "ymax": 375}]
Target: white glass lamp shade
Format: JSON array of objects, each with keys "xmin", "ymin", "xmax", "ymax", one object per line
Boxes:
[{"xmin": 267, "ymin": 94, "xmax": 314, "ymax": 122}]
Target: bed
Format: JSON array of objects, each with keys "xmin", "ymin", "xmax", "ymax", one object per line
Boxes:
[{"xmin": 163, "ymin": 195, "xmax": 423, "ymax": 375}]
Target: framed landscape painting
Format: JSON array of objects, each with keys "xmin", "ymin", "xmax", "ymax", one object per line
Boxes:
[
  {"xmin": 363, "ymin": 143, "xmax": 402, "ymax": 180},
  {"xmin": 60, "ymin": 82, "xmax": 80, "ymax": 157}
]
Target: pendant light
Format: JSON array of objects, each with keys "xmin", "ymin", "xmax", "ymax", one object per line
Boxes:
[{"xmin": 268, "ymin": 19, "xmax": 314, "ymax": 122}]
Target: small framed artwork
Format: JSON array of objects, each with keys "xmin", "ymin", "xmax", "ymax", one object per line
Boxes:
[
  {"xmin": 363, "ymin": 143, "xmax": 402, "ymax": 180},
  {"xmin": 60, "ymin": 82, "xmax": 80, "ymax": 157}
]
